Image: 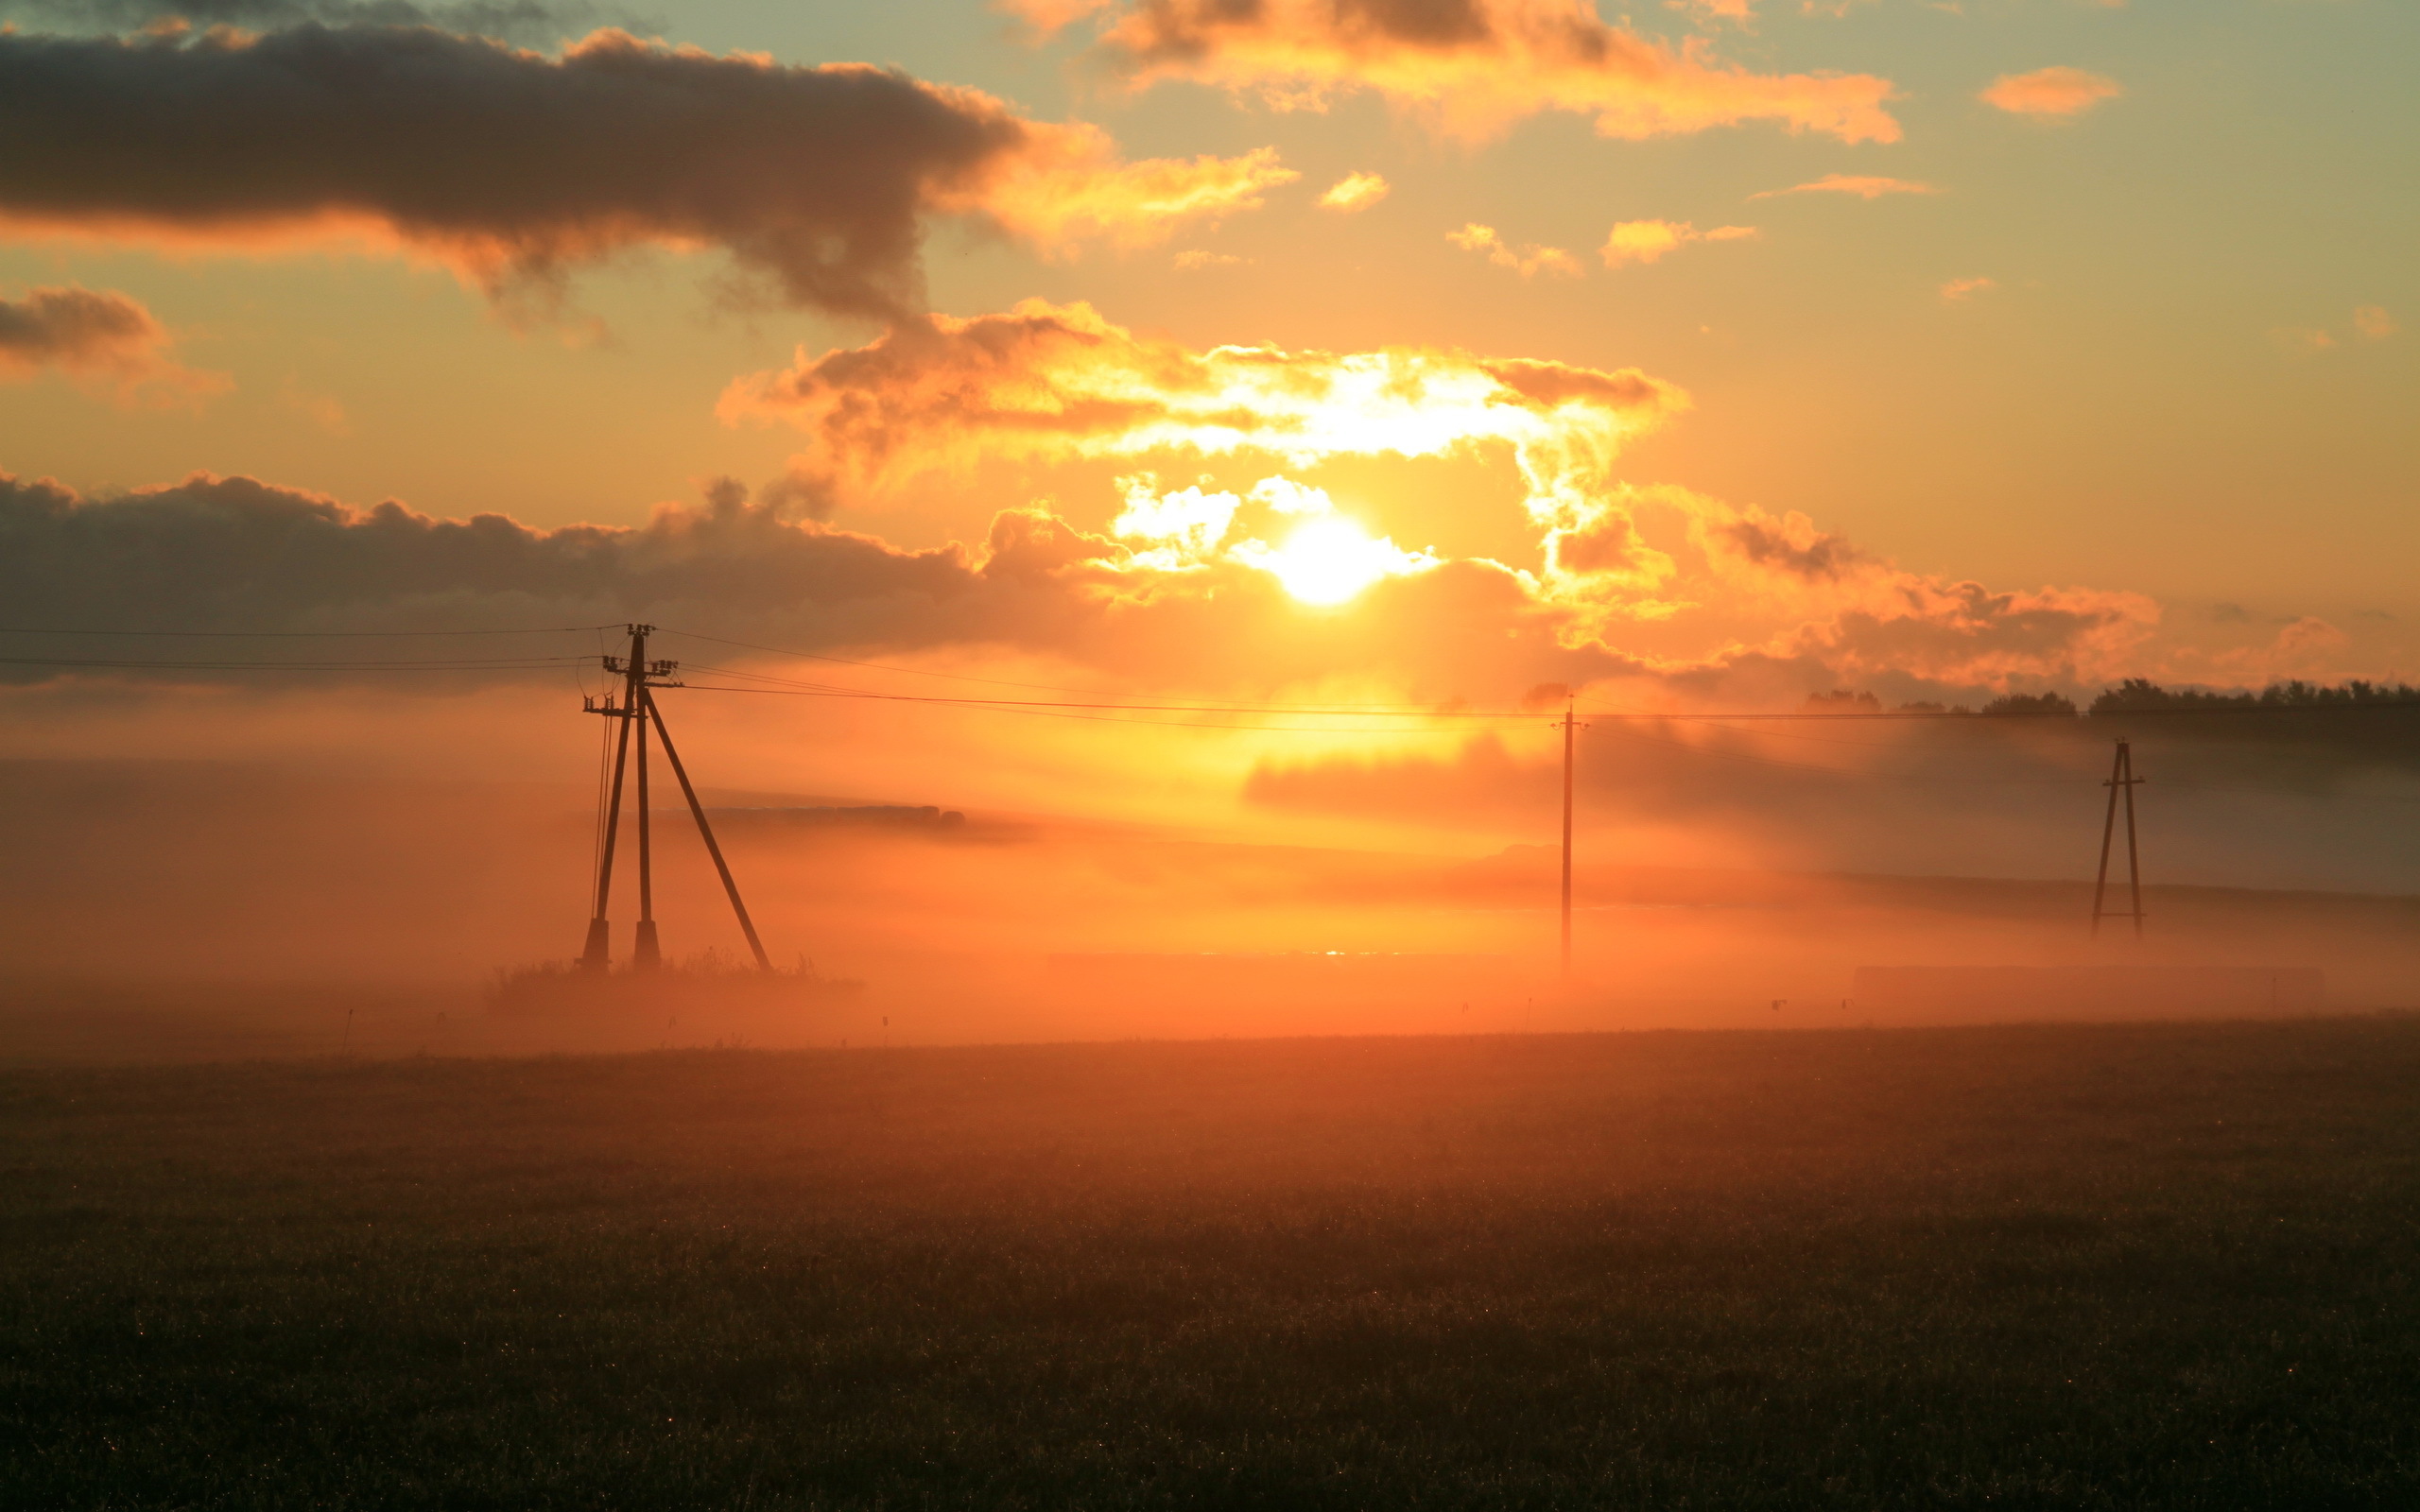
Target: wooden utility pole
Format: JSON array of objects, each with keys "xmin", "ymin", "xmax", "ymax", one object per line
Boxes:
[
  {"xmin": 1559, "ymin": 698, "xmax": 1582, "ymax": 978},
  {"xmin": 2091, "ymin": 736, "xmax": 2146, "ymax": 939},
  {"xmin": 577, "ymin": 624, "xmax": 773, "ymax": 972}
]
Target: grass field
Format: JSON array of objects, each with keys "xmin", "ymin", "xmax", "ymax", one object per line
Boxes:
[{"xmin": 6, "ymin": 1020, "xmax": 2419, "ymax": 1509}]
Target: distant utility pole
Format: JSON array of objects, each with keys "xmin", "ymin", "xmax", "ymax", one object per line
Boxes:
[
  {"xmin": 578, "ymin": 624, "xmax": 773, "ymax": 973},
  {"xmin": 1557, "ymin": 697, "xmax": 1585, "ymax": 979},
  {"xmin": 2090, "ymin": 736, "xmax": 2146, "ymax": 939}
]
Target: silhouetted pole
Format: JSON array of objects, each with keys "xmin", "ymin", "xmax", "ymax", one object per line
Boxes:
[
  {"xmin": 1560, "ymin": 698, "xmax": 1577, "ymax": 978},
  {"xmin": 2091, "ymin": 737, "xmax": 2146, "ymax": 939},
  {"xmin": 579, "ymin": 624, "xmax": 648, "ymax": 970},
  {"xmin": 631, "ymin": 626, "xmax": 659, "ymax": 972},
  {"xmin": 646, "ymin": 689, "xmax": 772, "ymax": 971},
  {"xmin": 578, "ymin": 687, "xmax": 633, "ymax": 968}
]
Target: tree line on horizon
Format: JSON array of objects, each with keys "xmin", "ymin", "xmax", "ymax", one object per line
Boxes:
[{"xmin": 1804, "ymin": 679, "xmax": 2420, "ymax": 720}]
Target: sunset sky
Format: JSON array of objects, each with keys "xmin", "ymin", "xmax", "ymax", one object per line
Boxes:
[{"xmin": 1, "ymin": 0, "xmax": 2413, "ymax": 864}]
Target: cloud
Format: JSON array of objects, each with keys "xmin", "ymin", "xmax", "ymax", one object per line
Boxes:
[
  {"xmin": 1979, "ymin": 66, "xmax": 2121, "ymax": 118},
  {"xmin": 1751, "ymin": 173, "xmax": 1939, "ymax": 200},
  {"xmin": 1448, "ymin": 223, "xmax": 1583, "ymax": 278},
  {"xmin": 1940, "ymin": 276, "xmax": 1996, "ymax": 301},
  {"xmin": 0, "ymin": 464, "xmax": 1652, "ymax": 703},
  {"xmin": 0, "ymin": 26, "xmax": 1292, "ymax": 319},
  {"xmin": 712, "ymin": 299, "xmax": 2159, "ymax": 691},
  {"xmin": 1171, "ymin": 249, "xmax": 1248, "ymax": 269},
  {"xmin": 717, "ymin": 299, "xmax": 1688, "ymax": 545},
  {"xmin": 2354, "ymin": 305, "xmax": 2396, "ymax": 342},
  {"xmin": 1643, "ymin": 487, "xmax": 2159, "ymax": 687},
  {"xmin": 1008, "ymin": 0, "xmax": 1901, "ymax": 145},
  {"xmin": 1317, "ymin": 171, "xmax": 1391, "ymax": 213},
  {"xmin": 1599, "ymin": 220, "xmax": 1758, "ymax": 268},
  {"xmin": 0, "ymin": 284, "xmax": 228, "ymax": 406},
  {"xmin": 0, "ymin": 0, "xmax": 639, "ymax": 41}
]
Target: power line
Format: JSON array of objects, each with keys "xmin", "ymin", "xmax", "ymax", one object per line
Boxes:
[
  {"xmin": 0, "ymin": 654, "xmax": 589, "ymax": 672},
  {"xmin": 677, "ymin": 662, "xmax": 1530, "ymax": 721},
  {"xmin": 0, "ymin": 625, "xmax": 618, "ymax": 638},
  {"xmin": 675, "ymin": 681, "xmax": 1541, "ymax": 733}
]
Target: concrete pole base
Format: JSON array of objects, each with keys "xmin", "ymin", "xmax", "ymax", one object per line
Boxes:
[
  {"xmin": 579, "ymin": 917, "xmax": 611, "ymax": 971},
  {"xmin": 632, "ymin": 920, "xmax": 661, "ymax": 972}
]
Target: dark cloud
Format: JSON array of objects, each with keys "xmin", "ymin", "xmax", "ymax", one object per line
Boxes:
[
  {"xmin": 0, "ymin": 283, "xmax": 226, "ymax": 403},
  {"xmin": 0, "ymin": 26, "xmax": 1286, "ymax": 318},
  {"xmin": 0, "ymin": 467, "xmax": 1659, "ymax": 703},
  {"xmin": 1720, "ymin": 514, "xmax": 1861, "ymax": 581},
  {"xmin": 0, "ymin": 0, "xmax": 642, "ymax": 42},
  {"xmin": 0, "ymin": 470, "xmax": 970, "ymax": 658},
  {"xmin": 0, "ymin": 284, "xmax": 159, "ymax": 369}
]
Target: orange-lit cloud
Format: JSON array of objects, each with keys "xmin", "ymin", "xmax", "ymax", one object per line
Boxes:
[
  {"xmin": 1980, "ymin": 65, "xmax": 2121, "ymax": 118},
  {"xmin": 1751, "ymin": 173, "xmax": 1939, "ymax": 199},
  {"xmin": 1599, "ymin": 219, "xmax": 1758, "ymax": 268},
  {"xmin": 1640, "ymin": 485, "xmax": 2160, "ymax": 687},
  {"xmin": 2354, "ymin": 305, "xmax": 2396, "ymax": 342},
  {"xmin": 1449, "ymin": 223, "xmax": 1583, "ymax": 278},
  {"xmin": 1317, "ymin": 171, "xmax": 1392, "ymax": 213},
  {"xmin": 0, "ymin": 447, "xmax": 2169, "ymax": 714},
  {"xmin": 1940, "ymin": 275, "xmax": 1996, "ymax": 301},
  {"xmin": 718, "ymin": 299, "xmax": 1687, "ymax": 541},
  {"xmin": 0, "ymin": 284, "xmax": 228, "ymax": 407},
  {"xmin": 0, "ymin": 26, "xmax": 1289, "ymax": 318},
  {"xmin": 1011, "ymin": 0, "xmax": 1901, "ymax": 144},
  {"xmin": 712, "ymin": 300, "xmax": 2161, "ymax": 691}
]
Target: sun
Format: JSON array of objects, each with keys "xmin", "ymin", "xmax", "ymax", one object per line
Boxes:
[{"xmin": 1257, "ymin": 516, "xmax": 1417, "ymax": 605}]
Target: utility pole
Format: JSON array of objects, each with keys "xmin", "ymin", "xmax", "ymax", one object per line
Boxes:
[
  {"xmin": 1558, "ymin": 697, "xmax": 1583, "ymax": 979},
  {"xmin": 2091, "ymin": 736, "xmax": 2146, "ymax": 939},
  {"xmin": 577, "ymin": 624, "xmax": 772, "ymax": 973}
]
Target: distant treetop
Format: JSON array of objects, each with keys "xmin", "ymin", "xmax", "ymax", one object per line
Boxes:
[
  {"xmin": 2087, "ymin": 678, "xmax": 2420, "ymax": 714},
  {"xmin": 1979, "ymin": 692, "xmax": 2079, "ymax": 717}
]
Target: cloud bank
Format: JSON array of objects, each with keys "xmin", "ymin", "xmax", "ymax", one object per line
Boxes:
[
  {"xmin": 0, "ymin": 25, "xmax": 1292, "ymax": 318},
  {"xmin": 1012, "ymin": 0, "xmax": 1900, "ymax": 144}
]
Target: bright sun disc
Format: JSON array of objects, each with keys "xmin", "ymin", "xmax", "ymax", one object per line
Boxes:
[{"xmin": 1261, "ymin": 516, "xmax": 1407, "ymax": 605}]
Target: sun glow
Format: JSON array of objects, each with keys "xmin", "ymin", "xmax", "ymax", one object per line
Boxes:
[{"xmin": 1244, "ymin": 514, "xmax": 1430, "ymax": 605}]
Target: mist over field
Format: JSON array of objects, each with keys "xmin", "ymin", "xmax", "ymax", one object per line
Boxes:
[{"xmin": 5, "ymin": 680, "xmax": 2415, "ymax": 1061}]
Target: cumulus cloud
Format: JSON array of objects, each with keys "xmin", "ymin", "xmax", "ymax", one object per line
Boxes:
[
  {"xmin": 1448, "ymin": 223, "xmax": 1582, "ymax": 278},
  {"xmin": 1599, "ymin": 219, "xmax": 1757, "ymax": 268},
  {"xmin": 1750, "ymin": 173, "xmax": 1938, "ymax": 199},
  {"xmin": 0, "ymin": 465, "xmax": 1658, "ymax": 704},
  {"xmin": 1317, "ymin": 171, "xmax": 1391, "ymax": 213},
  {"xmin": 1940, "ymin": 275, "xmax": 1996, "ymax": 301},
  {"xmin": 2354, "ymin": 305, "xmax": 2396, "ymax": 342},
  {"xmin": 1645, "ymin": 486, "xmax": 2160, "ymax": 687},
  {"xmin": 0, "ymin": 26, "xmax": 1292, "ymax": 319},
  {"xmin": 1009, "ymin": 0, "xmax": 1901, "ymax": 144},
  {"xmin": 0, "ymin": 442, "xmax": 2166, "ymax": 717},
  {"xmin": 1980, "ymin": 65, "xmax": 2120, "ymax": 118},
  {"xmin": 717, "ymin": 299, "xmax": 1687, "ymax": 546},
  {"xmin": 711, "ymin": 298, "xmax": 2155, "ymax": 689},
  {"xmin": 0, "ymin": 284, "xmax": 228, "ymax": 406}
]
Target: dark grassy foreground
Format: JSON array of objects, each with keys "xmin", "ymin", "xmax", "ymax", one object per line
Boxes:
[{"xmin": 5, "ymin": 1022, "xmax": 2419, "ymax": 1509}]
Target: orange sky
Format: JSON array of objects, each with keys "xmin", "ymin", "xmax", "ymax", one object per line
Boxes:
[{"xmin": 0, "ymin": 0, "xmax": 2413, "ymax": 878}]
